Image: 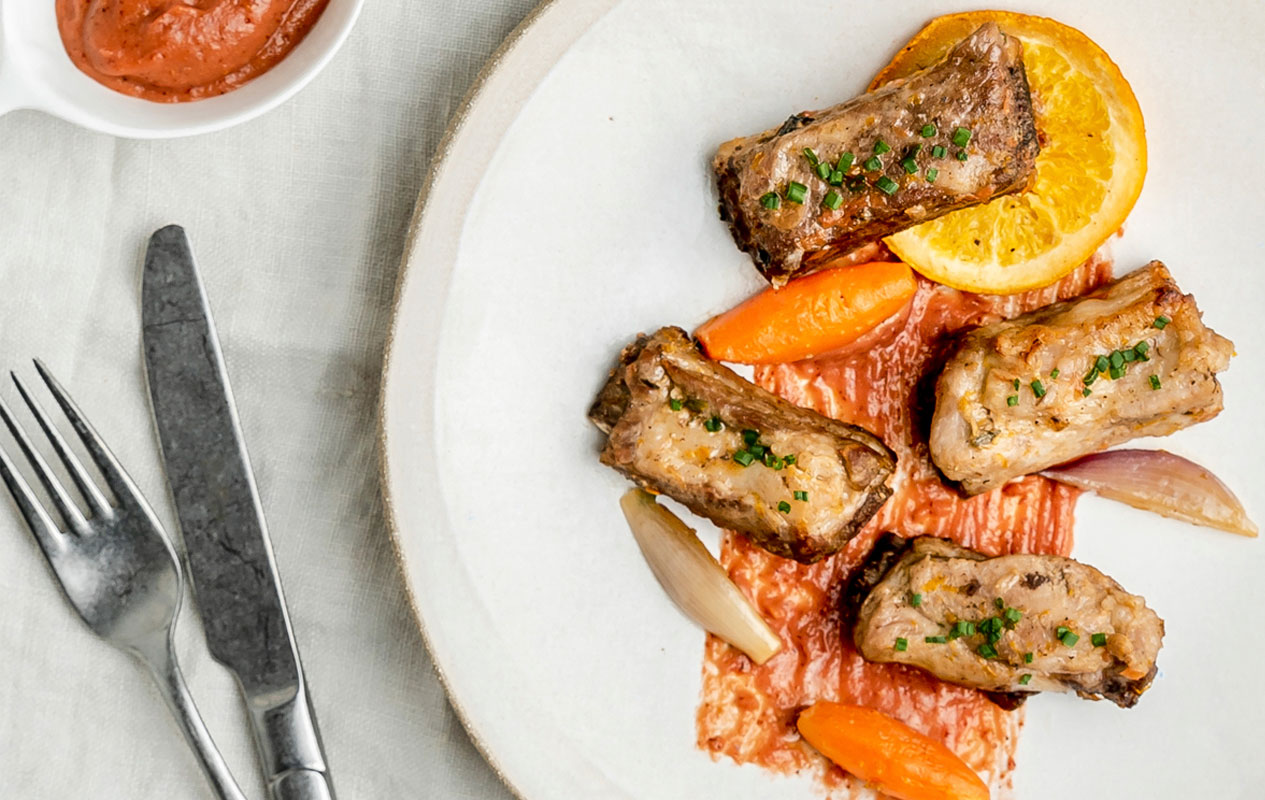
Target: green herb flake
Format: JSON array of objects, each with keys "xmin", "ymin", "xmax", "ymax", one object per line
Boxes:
[
  {"xmin": 925, "ymin": 635, "xmax": 947, "ymax": 644},
  {"xmin": 956, "ymin": 150, "xmax": 968, "ymax": 162},
  {"xmin": 783, "ymin": 454, "xmax": 796, "ymax": 466},
  {"xmin": 742, "ymin": 429, "xmax": 760, "ymax": 445},
  {"xmin": 977, "ymin": 643, "xmax": 998, "ymax": 659},
  {"xmin": 921, "ymin": 124, "xmax": 937, "ymax": 138},
  {"xmin": 1082, "ymin": 388, "xmax": 1092, "ymax": 397},
  {"xmin": 864, "ymin": 155, "xmax": 883, "ymax": 171},
  {"xmin": 1050, "ymin": 368, "xmax": 1060, "ymax": 379},
  {"xmin": 1031, "ymin": 379, "xmax": 1046, "ymax": 398},
  {"xmin": 802, "ymin": 147, "xmax": 819, "ymax": 167},
  {"xmin": 952, "ymin": 127, "xmax": 973, "ymax": 147},
  {"xmin": 777, "ymin": 500, "xmax": 792, "ymax": 514},
  {"xmin": 1019, "ymin": 674, "xmax": 1033, "ymax": 686},
  {"xmin": 901, "ymin": 157, "xmax": 919, "ymax": 174},
  {"xmin": 1024, "ymin": 651, "xmax": 1034, "ymax": 664},
  {"xmin": 895, "ymin": 637, "xmax": 908, "ymax": 652},
  {"xmin": 816, "ymin": 162, "xmax": 832, "ymax": 180},
  {"xmin": 874, "ymin": 139, "xmax": 891, "ymax": 155},
  {"xmin": 838, "ymin": 152, "xmax": 856, "ymax": 172},
  {"xmin": 1013, "ymin": 379, "xmax": 1021, "ymax": 390},
  {"xmin": 786, "ymin": 181, "xmax": 808, "ymax": 204},
  {"xmin": 925, "ymin": 168, "xmax": 939, "ymax": 183},
  {"xmin": 931, "ymin": 144, "xmax": 947, "ymax": 159},
  {"xmin": 794, "ymin": 490, "xmax": 809, "ymax": 502},
  {"xmin": 1154, "ymin": 315, "xmax": 1170, "ymax": 329},
  {"xmin": 876, "ymin": 176, "xmax": 900, "ymax": 195},
  {"xmin": 732, "ymin": 450, "xmax": 755, "ymax": 467},
  {"xmin": 669, "ymin": 398, "xmax": 683, "ymax": 411},
  {"xmin": 759, "ymin": 191, "xmax": 781, "ymax": 210},
  {"xmin": 1004, "ymin": 607, "xmax": 1022, "ymax": 624},
  {"xmin": 1059, "ymin": 630, "xmax": 1080, "ymax": 648},
  {"xmin": 1091, "ymin": 633, "xmax": 1108, "ymax": 647},
  {"xmin": 1149, "ymin": 374, "xmax": 1161, "ymax": 390},
  {"xmin": 822, "ymin": 190, "xmax": 844, "ymax": 210},
  {"xmin": 829, "ymin": 170, "xmax": 844, "ymax": 186},
  {"xmin": 1006, "ymin": 395, "xmax": 1019, "ymax": 407},
  {"xmin": 1095, "ymin": 355, "xmax": 1110, "ymax": 373},
  {"xmin": 910, "ymin": 592, "xmax": 922, "ymax": 607}
]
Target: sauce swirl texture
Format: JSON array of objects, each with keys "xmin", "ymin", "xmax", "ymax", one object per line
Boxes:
[{"xmin": 56, "ymin": 0, "xmax": 331, "ymax": 102}]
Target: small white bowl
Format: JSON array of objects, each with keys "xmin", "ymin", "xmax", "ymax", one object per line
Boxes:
[{"xmin": 0, "ymin": 0, "xmax": 364, "ymax": 139}]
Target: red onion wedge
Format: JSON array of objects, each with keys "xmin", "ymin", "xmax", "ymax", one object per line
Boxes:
[{"xmin": 1042, "ymin": 449, "xmax": 1258, "ymax": 537}]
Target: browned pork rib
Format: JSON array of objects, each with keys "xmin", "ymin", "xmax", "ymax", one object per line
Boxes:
[
  {"xmin": 714, "ymin": 23, "xmax": 1039, "ymax": 285},
  {"xmin": 589, "ymin": 327, "xmax": 895, "ymax": 563},
  {"xmin": 929, "ymin": 261, "xmax": 1234, "ymax": 495},
  {"xmin": 844, "ymin": 534, "xmax": 1164, "ymax": 708}
]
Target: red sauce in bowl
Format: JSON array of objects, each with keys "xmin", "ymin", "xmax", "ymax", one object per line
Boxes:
[
  {"xmin": 56, "ymin": 0, "xmax": 331, "ymax": 102},
  {"xmin": 697, "ymin": 254, "xmax": 1115, "ymax": 795}
]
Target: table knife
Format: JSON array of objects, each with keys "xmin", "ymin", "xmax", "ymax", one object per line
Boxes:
[{"xmin": 141, "ymin": 224, "xmax": 336, "ymax": 800}]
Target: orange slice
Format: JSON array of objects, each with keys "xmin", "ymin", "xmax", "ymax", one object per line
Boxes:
[{"xmin": 871, "ymin": 12, "xmax": 1146, "ymax": 294}]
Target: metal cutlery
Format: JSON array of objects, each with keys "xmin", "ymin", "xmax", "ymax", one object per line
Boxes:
[
  {"xmin": 143, "ymin": 225, "xmax": 335, "ymax": 800},
  {"xmin": 0, "ymin": 362, "xmax": 248, "ymax": 800}
]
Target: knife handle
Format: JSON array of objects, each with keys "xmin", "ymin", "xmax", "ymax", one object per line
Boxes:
[{"xmin": 271, "ymin": 769, "xmax": 335, "ymax": 800}]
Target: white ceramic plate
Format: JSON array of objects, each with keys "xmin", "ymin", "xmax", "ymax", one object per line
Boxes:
[{"xmin": 381, "ymin": 1, "xmax": 1265, "ymax": 798}]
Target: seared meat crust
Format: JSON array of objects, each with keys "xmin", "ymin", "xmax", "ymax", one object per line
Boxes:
[
  {"xmin": 715, "ymin": 23, "xmax": 1039, "ymax": 284},
  {"xmin": 930, "ymin": 261, "xmax": 1235, "ymax": 494},
  {"xmin": 846, "ymin": 535, "xmax": 1164, "ymax": 708},
  {"xmin": 589, "ymin": 327, "xmax": 895, "ymax": 563}
]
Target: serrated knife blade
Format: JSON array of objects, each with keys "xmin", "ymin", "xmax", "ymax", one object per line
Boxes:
[{"xmin": 142, "ymin": 224, "xmax": 336, "ymax": 800}]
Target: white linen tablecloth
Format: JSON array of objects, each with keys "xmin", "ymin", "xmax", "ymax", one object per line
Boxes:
[{"xmin": 0, "ymin": 2, "xmax": 535, "ymax": 797}]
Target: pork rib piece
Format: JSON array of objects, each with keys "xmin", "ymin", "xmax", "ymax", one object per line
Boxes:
[
  {"xmin": 844, "ymin": 534, "xmax": 1164, "ymax": 708},
  {"xmin": 589, "ymin": 327, "xmax": 895, "ymax": 563},
  {"xmin": 930, "ymin": 261, "xmax": 1234, "ymax": 495},
  {"xmin": 714, "ymin": 22, "xmax": 1039, "ymax": 285}
]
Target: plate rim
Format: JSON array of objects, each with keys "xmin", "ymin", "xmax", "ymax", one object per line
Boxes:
[{"xmin": 377, "ymin": 1, "xmax": 619, "ymax": 797}]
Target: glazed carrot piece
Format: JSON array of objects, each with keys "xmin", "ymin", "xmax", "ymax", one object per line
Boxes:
[
  {"xmin": 796, "ymin": 702, "xmax": 989, "ymax": 800},
  {"xmin": 696, "ymin": 261, "xmax": 917, "ymax": 364}
]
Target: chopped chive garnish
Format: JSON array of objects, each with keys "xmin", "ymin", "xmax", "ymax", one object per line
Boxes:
[
  {"xmin": 838, "ymin": 152, "xmax": 856, "ymax": 171},
  {"xmin": 747, "ymin": 444, "xmax": 766, "ymax": 458},
  {"xmin": 783, "ymin": 454, "xmax": 796, "ymax": 466},
  {"xmin": 907, "ymin": 144, "xmax": 923, "ymax": 157},
  {"xmin": 925, "ymin": 168, "xmax": 939, "ymax": 183},
  {"xmin": 777, "ymin": 500, "xmax": 792, "ymax": 513},
  {"xmin": 685, "ymin": 398, "xmax": 706, "ymax": 412},
  {"xmin": 921, "ymin": 124, "xmax": 937, "ymax": 138},
  {"xmin": 1122, "ymin": 349, "xmax": 1137, "ymax": 363},
  {"xmin": 1109, "ymin": 365, "xmax": 1125, "ymax": 380},
  {"xmin": 704, "ymin": 416, "xmax": 723, "ymax": 432},
  {"xmin": 1004, "ymin": 607, "xmax": 1022, "ymax": 624},
  {"xmin": 1050, "ymin": 369, "xmax": 1060, "ymax": 379},
  {"xmin": 1059, "ymin": 630, "xmax": 1080, "ymax": 647},
  {"xmin": 1149, "ymin": 375, "xmax": 1161, "ymax": 390},
  {"xmin": 1154, "ymin": 315, "xmax": 1170, "ymax": 329},
  {"xmin": 762, "ymin": 450, "xmax": 777, "ymax": 467},
  {"xmin": 956, "ymin": 150, "xmax": 968, "ymax": 162},
  {"xmin": 931, "ymin": 144, "xmax": 947, "ymax": 159},
  {"xmin": 874, "ymin": 139, "xmax": 891, "ymax": 155},
  {"xmin": 1083, "ymin": 370, "xmax": 1098, "ymax": 386},
  {"xmin": 925, "ymin": 635, "xmax": 947, "ymax": 644},
  {"xmin": 895, "ymin": 637, "xmax": 908, "ymax": 652},
  {"xmin": 1095, "ymin": 355, "xmax": 1110, "ymax": 373},
  {"xmin": 995, "ymin": 597, "xmax": 1005, "ymax": 610},
  {"xmin": 901, "ymin": 157, "xmax": 919, "ymax": 174},
  {"xmin": 742, "ymin": 429, "xmax": 760, "ymax": 445},
  {"xmin": 1091, "ymin": 633, "xmax": 1108, "ymax": 647},
  {"xmin": 1110, "ymin": 351, "xmax": 1124, "ymax": 369},
  {"xmin": 977, "ymin": 643, "xmax": 998, "ymax": 659},
  {"xmin": 952, "ymin": 127, "xmax": 972, "ymax": 147},
  {"xmin": 1006, "ymin": 395, "xmax": 1018, "ymax": 407},
  {"xmin": 1031, "ymin": 379, "xmax": 1046, "ymax": 398},
  {"xmin": 802, "ymin": 147, "xmax": 819, "ymax": 166},
  {"xmin": 829, "ymin": 170, "xmax": 844, "ymax": 186},
  {"xmin": 771, "ymin": 457, "xmax": 785, "ymax": 470},
  {"xmin": 1056, "ymin": 626, "xmax": 1069, "ymax": 637},
  {"xmin": 876, "ymin": 176, "xmax": 900, "ymax": 195},
  {"xmin": 1082, "ymin": 388, "xmax": 1092, "ymax": 397},
  {"xmin": 669, "ymin": 398, "xmax": 683, "ymax": 411},
  {"xmin": 816, "ymin": 162, "xmax": 832, "ymax": 180},
  {"xmin": 1013, "ymin": 379, "xmax": 1021, "ymax": 390},
  {"xmin": 1134, "ymin": 341, "xmax": 1150, "ymax": 355},
  {"xmin": 822, "ymin": 190, "xmax": 843, "ymax": 210},
  {"xmin": 794, "ymin": 490, "xmax": 809, "ymax": 502},
  {"xmin": 786, "ymin": 181, "xmax": 807, "ymax": 204},
  {"xmin": 864, "ymin": 155, "xmax": 883, "ymax": 171},
  {"xmin": 910, "ymin": 592, "xmax": 922, "ymax": 607},
  {"xmin": 759, "ymin": 191, "xmax": 781, "ymax": 210},
  {"xmin": 732, "ymin": 450, "xmax": 755, "ymax": 467},
  {"xmin": 962, "ymin": 621, "xmax": 977, "ymax": 637},
  {"xmin": 1019, "ymin": 674, "xmax": 1033, "ymax": 686},
  {"xmin": 1024, "ymin": 651, "xmax": 1034, "ymax": 664}
]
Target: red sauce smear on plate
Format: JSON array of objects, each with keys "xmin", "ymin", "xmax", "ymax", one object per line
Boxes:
[
  {"xmin": 697, "ymin": 253, "xmax": 1114, "ymax": 796},
  {"xmin": 56, "ymin": 0, "xmax": 331, "ymax": 102}
]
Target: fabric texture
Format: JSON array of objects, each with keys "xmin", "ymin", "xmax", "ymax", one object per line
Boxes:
[{"xmin": 0, "ymin": 1, "xmax": 536, "ymax": 797}]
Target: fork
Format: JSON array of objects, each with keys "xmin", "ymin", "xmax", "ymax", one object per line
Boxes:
[{"xmin": 0, "ymin": 361, "xmax": 247, "ymax": 800}]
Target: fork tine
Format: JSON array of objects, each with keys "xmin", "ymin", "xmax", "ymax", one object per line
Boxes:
[
  {"xmin": 0, "ymin": 436, "xmax": 65, "ymax": 558},
  {"xmin": 12, "ymin": 373, "xmax": 110, "ymax": 519},
  {"xmin": 32, "ymin": 360, "xmax": 145, "ymax": 508},
  {"xmin": 0, "ymin": 393, "xmax": 89, "ymax": 533}
]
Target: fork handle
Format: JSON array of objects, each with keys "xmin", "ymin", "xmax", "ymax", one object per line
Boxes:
[{"xmin": 140, "ymin": 639, "xmax": 249, "ymax": 800}]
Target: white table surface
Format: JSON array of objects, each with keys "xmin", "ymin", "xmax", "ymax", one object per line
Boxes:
[{"xmin": 0, "ymin": 2, "xmax": 535, "ymax": 797}]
